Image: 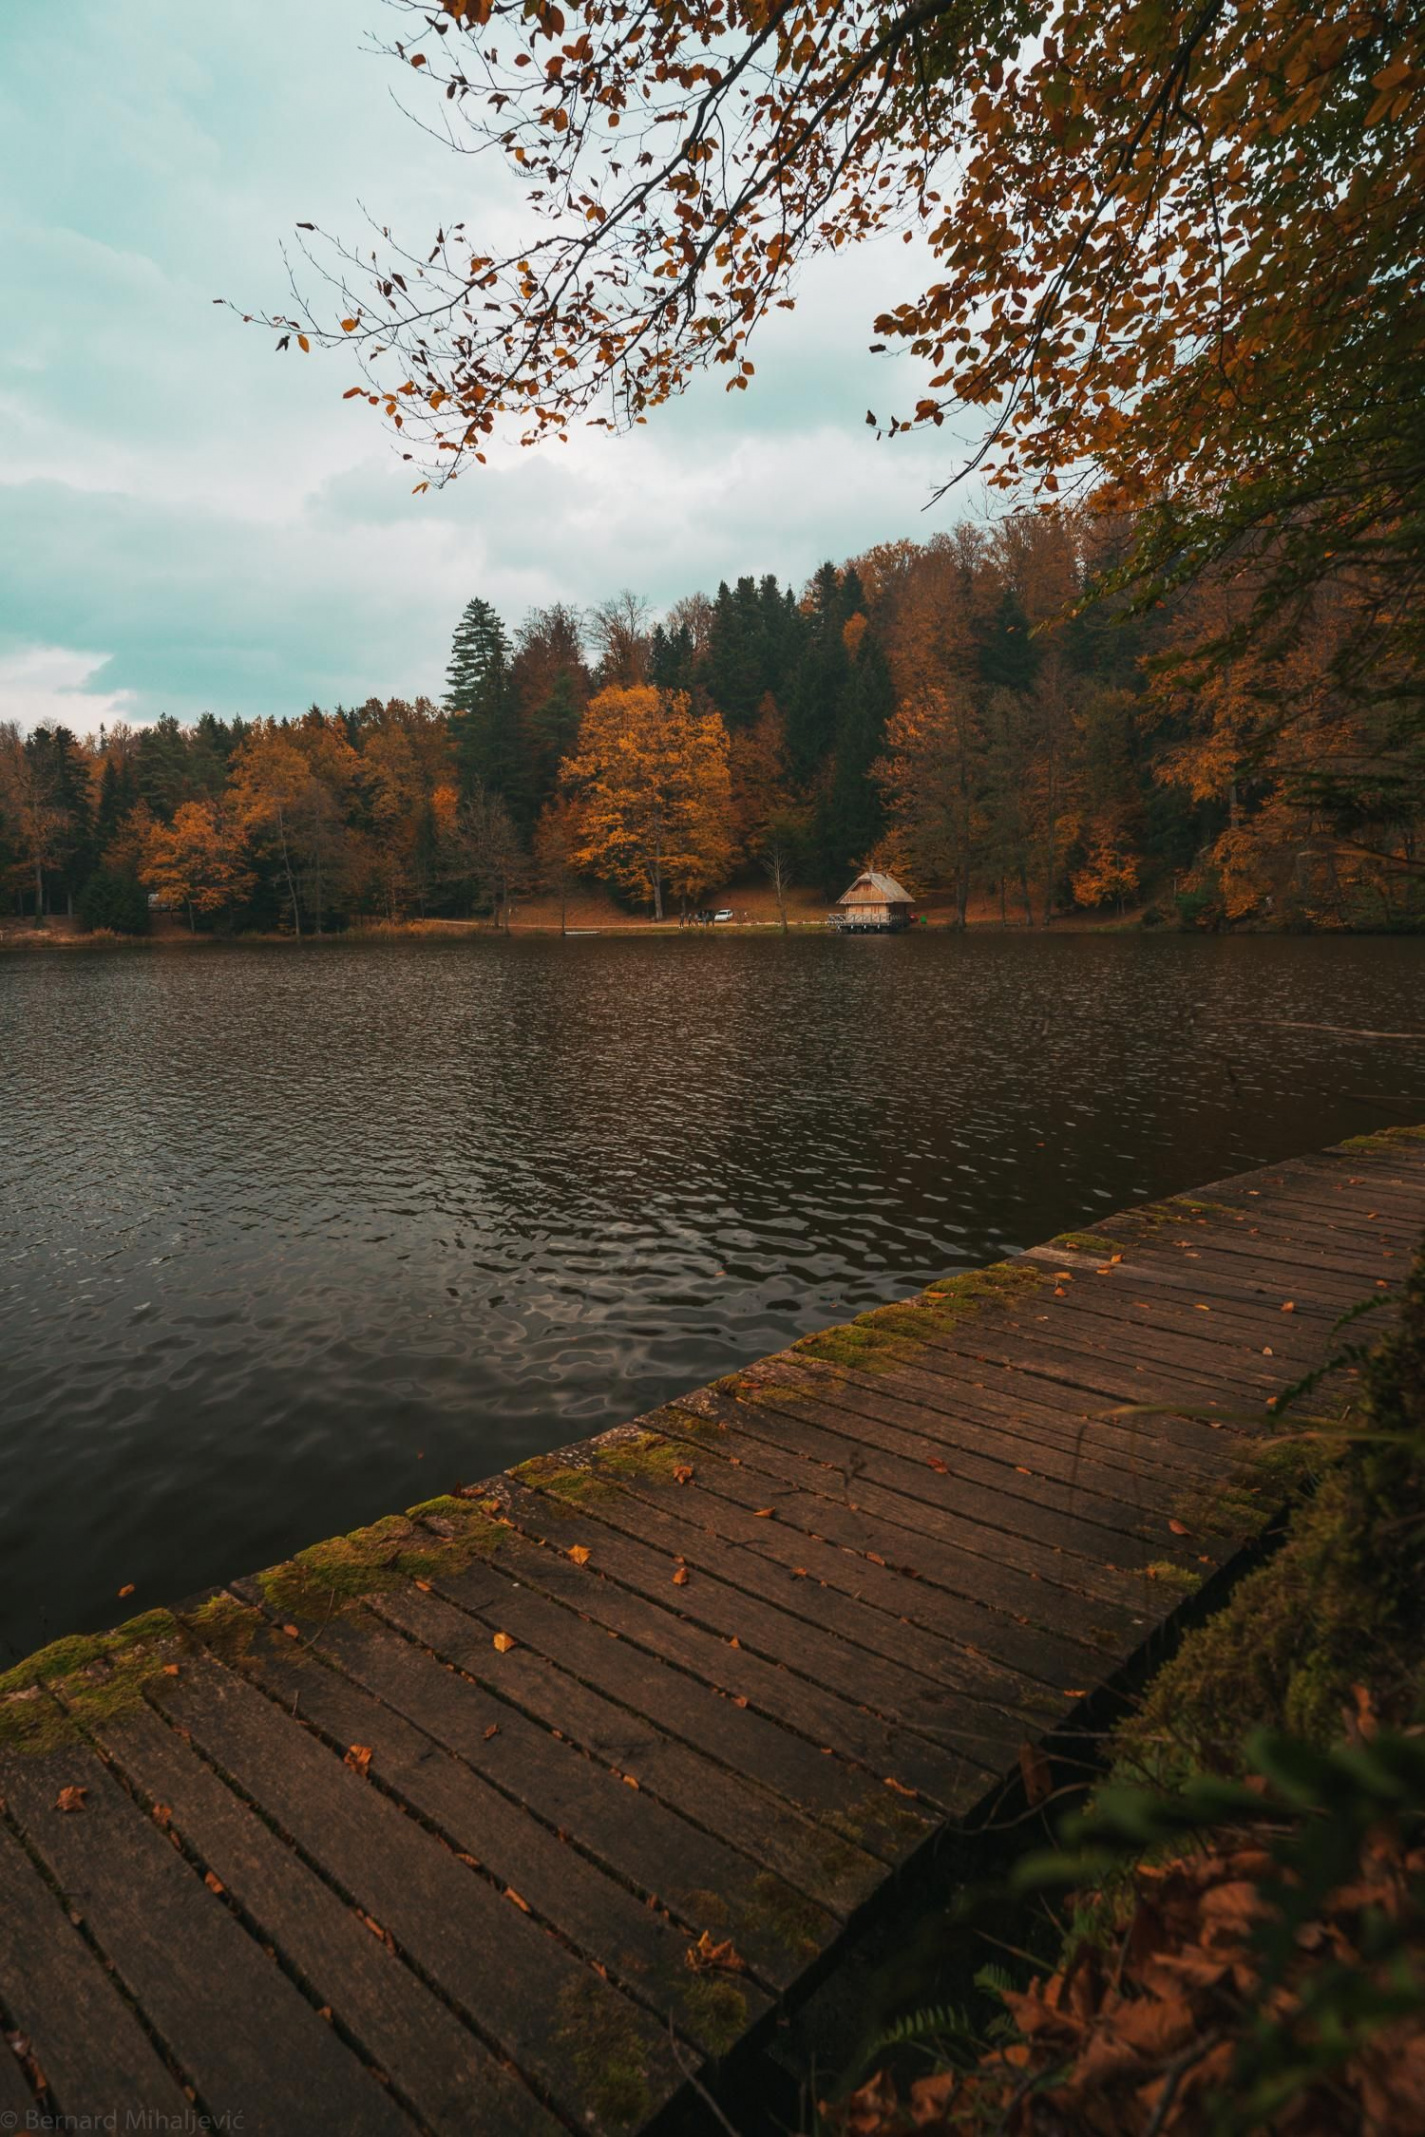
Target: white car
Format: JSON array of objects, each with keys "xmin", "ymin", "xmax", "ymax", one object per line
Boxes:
[{"xmin": 712, "ymin": 908, "xmax": 735, "ymax": 923}]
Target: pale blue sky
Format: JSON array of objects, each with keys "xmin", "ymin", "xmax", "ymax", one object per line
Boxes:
[{"xmin": 0, "ymin": 0, "xmax": 969, "ymax": 730}]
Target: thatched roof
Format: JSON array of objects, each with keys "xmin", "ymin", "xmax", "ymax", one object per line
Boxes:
[{"xmin": 837, "ymin": 870, "xmax": 913, "ymax": 907}]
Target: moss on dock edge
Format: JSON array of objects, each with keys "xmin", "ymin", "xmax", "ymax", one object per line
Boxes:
[
  {"xmin": 791, "ymin": 1260, "xmax": 1043, "ymax": 1373},
  {"xmin": 254, "ymin": 1496, "xmax": 509, "ymax": 1621}
]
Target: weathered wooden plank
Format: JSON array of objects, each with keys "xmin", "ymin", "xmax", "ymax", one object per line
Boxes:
[
  {"xmin": 150, "ymin": 1649, "xmax": 688, "ymax": 2136},
  {"xmin": 219, "ymin": 1605, "xmax": 782, "ymax": 2033},
  {"xmin": 387, "ymin": 1556, "xmax": 936, "ymax": 1866},
  {"xmin": 659, "ymin": 1407, "xmax": 1148, "ymax": 1648},
  {"xmin": 737, "ymin": 1349, "xmax": 1231, "ymax": 1493},
  {"xmin": 90, "ymin": 1697, "xmax": 561, "ymax": 2136},
  {"xmin": 811, "ymin": 1346, "xmax": 1240, "ymax": 1484},
  {"xmin": 718, "ymin": 1368, "xmax": 1223, "ymax": 1552},
  {"xmin": 369, "ymin": 1580, "xmax": 886, "ymax": 1919},
  {"xmin": 671, "ymin": 1388, "xmax": 1161, "ymax": 1626},
  {"xmin": 700, "ymin": 1380, "xmax": 1233, "ymax": 1570},
  {"xmin": 0, "ymin": 1814, "xmax": 191, "ymax": 2121},
  {"xmin": 250, "ymin": 1596, "xmax": 826, "ymax": 2007},
  {"xmin": 0, "ymin": 1719, "xmax": 410, "ymax": 2137},
  {"xmin": 511, "ymin": 1454, "xmax": 1061, "ymax": 1731},
  {"xmin": 487, "ymin": 1480, "xmax": 1002, "ymax": 1808},
  {"xmin": 578, "ymin": 1433, "xmax": 1114, "ymax": 1695}
]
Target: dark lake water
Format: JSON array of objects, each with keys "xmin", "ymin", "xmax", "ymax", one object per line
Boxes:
[{"xmin": 3, "ymin": 930, "xmax": 1424, "ymax": 1664}]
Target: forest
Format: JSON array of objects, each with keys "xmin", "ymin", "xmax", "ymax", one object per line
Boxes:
[{"xmin": 2, "ymin": 506, "xmax": 1421, "ymax": 937}]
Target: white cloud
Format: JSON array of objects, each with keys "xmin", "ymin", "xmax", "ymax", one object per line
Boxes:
[
  {"xmin": 0, "ymin": 646, "xmax": 140, "ymax": 736},
  {"xmin": 0, "ymin": 0, "xmax": 985, "ymax": 725}
]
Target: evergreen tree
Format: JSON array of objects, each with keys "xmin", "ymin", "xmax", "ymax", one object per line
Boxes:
[
  {"xmin": 444, "ymin": 596, "xmax": 530, "ymax": 822},
  {"xmin": 978, "ymin": 588, "xmax": 1039, "ymax": 694},
  {"xmin": 814, "ymin": 635, "xmax": 894, "ymax": 889},
  {"xmin": 134, "ymin": 715, "xmax": 195, "ymax": 822},
  {"xmin": 785, "ymin": 563, "xmax": 853, "ymax": 783}
]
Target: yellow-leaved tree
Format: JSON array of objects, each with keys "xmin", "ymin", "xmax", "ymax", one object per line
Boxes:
[{"xmin": 560, "ymin": 687, "xmax": 732, "ymax": 921}]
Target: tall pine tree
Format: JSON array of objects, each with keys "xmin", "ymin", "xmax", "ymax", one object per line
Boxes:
[{"xmin": 444, "ymin": 597, "xmax": 530, "ymax": 824}]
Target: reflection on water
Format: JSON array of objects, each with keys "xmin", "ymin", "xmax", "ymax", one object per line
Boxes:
[{"xmin": 2, "ymin": 930, "xmax": 1423, "ymax": 1660}]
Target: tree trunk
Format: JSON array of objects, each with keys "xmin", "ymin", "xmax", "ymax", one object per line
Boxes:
[
  {"xmin": 1018, "ymin": 862, "xmax": 1033, "ymax": 927},
  {"xmin": 187, "ymin": 901, "xmax": 196, "ymax": 935},
  {"xmin": 275, "ymin": 805, "xmax": 302, "ymax": 938},
  {"xmin": 956, "ymin": 868, "xmax": 969, "ymax": 931},
  {"xmin": 1000, "ymin": 876, "xmax": 1007, "ymax": 927},
  {"xmin": 651, "ymin": 870, "xmax": 664, "ymax": 922}
]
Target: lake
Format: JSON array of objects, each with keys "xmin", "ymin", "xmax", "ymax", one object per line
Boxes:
[{"xmin": 3, "ymin": 929, "xmax": 1423, "ymax": 1665}]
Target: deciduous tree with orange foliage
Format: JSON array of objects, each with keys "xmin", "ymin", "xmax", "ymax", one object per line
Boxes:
[
  {"xmin": 140, "ymin": 801, "xmax": 255, "ymax": 932},
  {"xmin": 560, "ymin": 686, "xmax": 733, "ymax": 919}
]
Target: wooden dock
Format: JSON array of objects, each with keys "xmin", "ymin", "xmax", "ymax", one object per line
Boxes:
[{"xmin": 2, "ymin": 1128, "xmax": 1422, "ymax": 2134}]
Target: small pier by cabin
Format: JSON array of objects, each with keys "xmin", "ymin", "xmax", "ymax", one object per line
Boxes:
[{"xmin": 832, "ymin": 870, "xmax": 914, "ymax": 932}]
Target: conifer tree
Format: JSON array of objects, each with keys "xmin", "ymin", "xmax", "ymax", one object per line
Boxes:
[{"xmin": 443, "ymin": 596, "xmax": 528, "ymax": 821}]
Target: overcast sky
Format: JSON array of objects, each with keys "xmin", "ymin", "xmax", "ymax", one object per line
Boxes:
[{"xmin": 0, "ymin": 0, "xmax": 978, "ymax": 732}]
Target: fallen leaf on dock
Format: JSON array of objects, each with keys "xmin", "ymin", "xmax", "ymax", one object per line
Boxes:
[
  {"xmin": 492, "ymin": 1631, "xmax": 516, "ymax": 1652},
  {"xmin": 204, "ymin": 1872, "xmax": 225, "ymax": 1895},
  {"xmin": 281, "ymin": 1624, "xmax": 301, "ymax": 1640},
  {"xmin": 883, "ymin": 1776, "xmax": 917, "ymax": 1798},
  {"xmin": 685, "ymin": 1929, "xmax": 745, "ymax": 1974},
  {"xmin": 344, "ymin": 1744, "xmax": 373, "ymax": 1776},
  {"xmin": 413, "ymin": 1579, "xmax": 432, "ymax": 1593},
  {"xmin": 162, "ymin": 1663, "xmax": 180, "ymax": 1677},
  {"xmin": 754, "ymin": 1507, "xmax": 774, "ymax": 1518},
  {"xmin": 672, "ymin": 1566, "xmax": 690, "ymax": 1586},
  {"xmin": 567, "ymin": 1544, "xmax": 591, "ymax": 1565},
  {"xmin": 925, "ymin": 1456, "xmax": 949, "ymax": 1474},
  {"xmin": 117, "ymin": 1583, "xmax": 135, "ymax": 1599},
  {"xmin": 54, "ymin": 1786, "xmax": 87, "ymax": 1814},
  {"xmin": 1168, "ymin": 1519, "xmax": 1191, "ymax": 1536},
  {"xmin": 1281, "ymin": 1300, "xmax": 1296, "ymax": 1313},
  {"xmin": 483, "ymin": 1723, "xmax": 499, "ymax": 1740},
  {"xmin": 505, "ymin": 1888, "xmax": 531, "ymax": 1913},
  {"xmin": 673, "ymin": 1464, "xmax": 695, "ymax": 1484}
]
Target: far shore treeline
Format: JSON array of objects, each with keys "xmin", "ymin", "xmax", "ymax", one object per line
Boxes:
[{"xmin": 2, "ymin": 507, "xmax": 1422, "ymax": 937}]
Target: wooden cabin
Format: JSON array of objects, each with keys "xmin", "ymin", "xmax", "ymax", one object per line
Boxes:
[{"xmin": 833, "ymin": 869, "xmax": 915, "ymax": 932}]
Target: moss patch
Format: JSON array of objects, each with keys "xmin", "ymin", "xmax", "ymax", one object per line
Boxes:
[
  {"xmin": 681, "ymin": 1974, "xmax": 750, "ymax": 2058},
  {"xmin": 0, "ymin": 1686, "xmax": 80, "ymax": 1756},
  {"xmin": 1338, "ymin": 1122, "xmax": 1425, "ymax": 1154},
  {"xmin": 1143, "ymin": 1560, "xmax": 1203, "ymax": 1594},
  {"xmin": 746, "ymin": 1870, "xmax": 831, "ymax": 1960},
  {"xmin": 1050, "ymin": 1230, "xmax": 1129, "ymax": 1256},
  {"xmin": 1170, "ymin": 1430, "xmax": 1330, "ymax": 1543},
  {"xmin": 827, "ymin": 1786, "xmax": 934, "ymax": 1856},
  {"xmin": 0, "ymin": 1608, "xmax": 177, "ymax": 1700},
  {"xmin": 256, "ymin": 1499, "xmax": 506, "ymax": 1623},
  {"xmin": 555, "ymin": 1975, "xmax": 652, "ymax": 2131},
  {"xmin": 0, "ymin": 1611, "xmax": 183, "ymax": 1754},
  {"xmin": 794, "ymin": 1261, "xmax": 1042, "ymax": 1374},
  {"xmin": 514, "ymin": 1422, "xmax": 713, "ymax": 1509}
]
